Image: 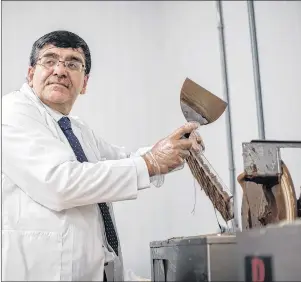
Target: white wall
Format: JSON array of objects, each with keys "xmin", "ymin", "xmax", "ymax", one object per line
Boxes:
[{"xmin": 2, "ymin": 1, "xmax": 301, "ymax": 278}]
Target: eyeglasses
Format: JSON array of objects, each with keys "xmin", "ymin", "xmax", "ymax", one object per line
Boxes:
[{"xmin": 37, "ymin": 56, "xmax": 86, "ymax": 73}]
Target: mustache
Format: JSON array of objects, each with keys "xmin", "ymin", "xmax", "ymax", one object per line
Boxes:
[{"xmin": 47, "ymin": 80, "xmax": 70, "ymax": 88}]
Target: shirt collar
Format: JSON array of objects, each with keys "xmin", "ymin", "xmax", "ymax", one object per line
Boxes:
[
  {"xmin": 43, "ymin": 103, "xmax": 66, "ymax": 122},
  {"xmin": 21, "ymin": 82, "xmax": 68, "ymax": 122}
]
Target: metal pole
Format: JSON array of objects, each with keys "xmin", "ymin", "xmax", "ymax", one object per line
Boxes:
[
  {"xmin": 215, "ymin": 0, "xmax": 239, "ymax": 230},
  {"xmin": 247, "ymin": 0, "xmax": 266, "ymax": 139}
]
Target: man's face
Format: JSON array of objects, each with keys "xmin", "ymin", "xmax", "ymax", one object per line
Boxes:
[{"xmin": 27, "ymin": 44, "xmax": 89, "ymax": 114}]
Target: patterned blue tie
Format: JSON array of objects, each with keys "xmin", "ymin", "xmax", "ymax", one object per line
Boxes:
[{"xmin": 58, "ymin": 116, "xmax": 119, "ymax": 256}]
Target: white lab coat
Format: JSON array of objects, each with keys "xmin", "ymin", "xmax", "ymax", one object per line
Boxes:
[{"xmin": 2, "ymin": 83, "xmax": 161, "ymax": 281}]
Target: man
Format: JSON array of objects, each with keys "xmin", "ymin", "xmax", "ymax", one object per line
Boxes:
[{"xmin": 2, "ymin": 30, "xmax": 202, "ymax": 281}]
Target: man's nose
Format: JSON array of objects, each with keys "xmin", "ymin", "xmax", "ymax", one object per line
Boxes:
[{"xmin": 52, "ymin": 61, "xmax": 68, "ymax": 76}]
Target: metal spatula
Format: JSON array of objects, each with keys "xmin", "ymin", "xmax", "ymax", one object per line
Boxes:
[{"xmin": 180, "ymin": 77, "xmax": 227, "ymax": 138}]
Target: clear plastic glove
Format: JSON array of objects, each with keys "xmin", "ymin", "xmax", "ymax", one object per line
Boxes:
[
  {"xmin": 142, "ymin": 122, "xmax": 203, "ymax": 178},
  {"xmin": 189, "ymin": 129, "xmax": 205, "ymax": 154},
  {"xmin": 165, "ymin": 129, "xmax": 204, "ymax": 175}
]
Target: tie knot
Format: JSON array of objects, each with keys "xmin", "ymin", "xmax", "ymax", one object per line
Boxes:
[{"xmin": 58, "ymin": 117, "xmax": 72, "ymax": 131}]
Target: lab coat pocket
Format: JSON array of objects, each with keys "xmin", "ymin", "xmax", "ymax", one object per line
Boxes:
[{"xmin": 2, "ymin": 229, "xmax": 62, "ymax": 281}]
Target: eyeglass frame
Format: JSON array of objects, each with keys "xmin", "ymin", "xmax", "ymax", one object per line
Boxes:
[{"xmin": 36, "ymin": 56, "xmax": 86, "ymax": 73}]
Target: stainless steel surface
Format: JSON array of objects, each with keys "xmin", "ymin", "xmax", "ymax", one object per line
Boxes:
[
  {"xmin": 240, "ymin": 141, "xmax": 299, "ymax": 230},
  {"xmin": 180, "ymin": 78, "xmax": 227, "ymax": 126},
  {"xmin": 236, "ymin": 220, "xmax": 301, "ymax": 281},
  {"xmin": 242, "ymin": 140, "xmax": 301, "ymax": 179},
  {"xmin": 209, "ymin": 241, "xmax": 237, "ymax": 281},
  {"xmin": 150, "ymin": 234, "xmax": 238, "ymax": 282},
  {"xmin": 180, "ymin": 101, "xmax": 209, "ymax": 125}
]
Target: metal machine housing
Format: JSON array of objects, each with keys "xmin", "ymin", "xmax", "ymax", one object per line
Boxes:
[{"xmin": 150, "ymin": 235, "xmax": 237, "ymax": 282}]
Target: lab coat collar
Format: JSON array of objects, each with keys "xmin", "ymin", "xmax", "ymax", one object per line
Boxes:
[{"xmin": 21, "ymin": 82, "xmax": 67, "ymax": 122}]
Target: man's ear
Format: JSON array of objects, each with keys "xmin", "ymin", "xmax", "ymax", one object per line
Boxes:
[
  {"xmin": 80, "ymin": 75, "xmax": 90, "ymax": 95},
  {"xmin": 27, "ymin": 67, "xmax": 35, "ymax": 87}
]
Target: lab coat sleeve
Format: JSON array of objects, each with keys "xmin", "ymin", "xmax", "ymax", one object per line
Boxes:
[
  {"xmin": 90, "ymin": 132, "xmax": 166, "ymax": 188},
  {"xmin": 2, "ymin": 105, "xmax": 150, "ymax": 212}
]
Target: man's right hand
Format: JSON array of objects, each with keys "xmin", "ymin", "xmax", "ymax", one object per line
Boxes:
[{"xmin": 142, "ymin": 122, "xmax": 201, "ymax": 176}]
